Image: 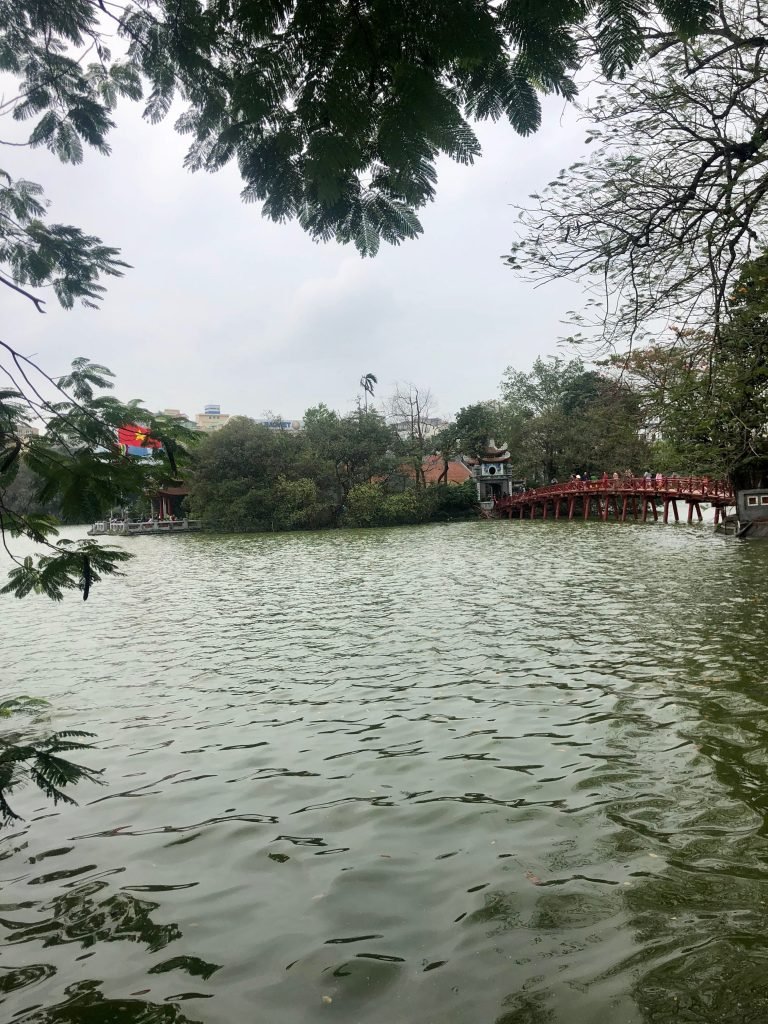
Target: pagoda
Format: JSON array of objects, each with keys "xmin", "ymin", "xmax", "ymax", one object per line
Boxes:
[{"xmin": 467, "ymin": 440, "xmax": 516, "ymax": 505}]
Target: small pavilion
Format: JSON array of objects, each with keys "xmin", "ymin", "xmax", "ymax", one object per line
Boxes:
[{"xmin": 151, "ymin": 486, "xmax": 190, "ymax": 519}]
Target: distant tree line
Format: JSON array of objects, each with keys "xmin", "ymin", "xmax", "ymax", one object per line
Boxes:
[{"xmin": 186, "ymin": 361, "xmax": 662, "ymax": 534}]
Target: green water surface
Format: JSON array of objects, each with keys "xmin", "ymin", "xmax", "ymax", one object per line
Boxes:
[{"xmin": 3, "ymin": 520, "xmax": 768, "ymax": 1023}]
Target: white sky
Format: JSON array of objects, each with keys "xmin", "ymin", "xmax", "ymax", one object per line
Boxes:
[{"xmin": 4, "ymin": 94, "xmax": 588, "ymax": 421}]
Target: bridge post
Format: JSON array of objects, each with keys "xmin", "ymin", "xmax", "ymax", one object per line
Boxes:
[
  {"xmin": 687, "ymin": 501, "xmax": 693, "ymax": 524},
  {"xmin": 663, "ymin": 499, "xmax": 669, "ymax": 523},
  {"xmin": 695, "ymin": 501, "xmax": 703, "ymax": 521},
  {"xmin": 621, "ymin": 495, "xmax": 628, "ymax": 522},
  {"xmin": 672, "ymin": 499, "xmax": 679, "ymax": 522},
  {"xmin": 714, "ymin": 505, "xmax": 720, "ymax": 525},
  {"xmin": 583, "ymin": 495, "xmax": 590, "ymax": 520},
  {"xmin": 542, "ymin": 500, "xmax": 547, "ymax": 520},
  {"xmin": 568, "ymin": 496, "xmax": 575, "ymax": 520},
  {"xmin": 555, "ymin": 498, "xmax": 560, "ymax": 520}
]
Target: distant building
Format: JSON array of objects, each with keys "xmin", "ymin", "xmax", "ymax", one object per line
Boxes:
[
  {"xmin": 16, "ymin": 423, "xmax": 40, "ymax": 441},
  {"xmin": 191, "ymin": 407, "xmax": 302, "ymax": 433},
  {"xmin": 393, "ymin": 416, "xmax": 449, "ymax": 441},
  {"xmin": 422, "ymin": 456, "xmax": 472, "ymax": 485},
  {"xmin": 162, "ymin": 408, "xmax": 197, "ymax": 431},
  {"xmin": 639, "ymin": 417, "xmax": 664, "ymax": 444},
  {"xmin": 195, "ymin": 404, "xmax": 231, "ymax": 432}
]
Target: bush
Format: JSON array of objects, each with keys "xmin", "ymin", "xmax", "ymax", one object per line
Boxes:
[
  {"xmin": 345, "ymin": 481, "xmax": 477, "ymax": 528},
  {"xmin": 345, "ymin": 483, "xmax": 386, "ymax": 527},
  {"xmin": 430, "ymin": 481, "xmax": 478, "ymax": 519},
  {"xmin": 381, "ymin": 489, "xmax": 434, "ymax": 525}
]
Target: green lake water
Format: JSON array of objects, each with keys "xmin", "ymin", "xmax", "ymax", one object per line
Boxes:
[{"xmin": 3, "ymin": 520, "xmax": 768, "ymax": 1023}]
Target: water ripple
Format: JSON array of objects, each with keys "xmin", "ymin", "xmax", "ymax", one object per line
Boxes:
[{"xmin": 3, "ymin": 521, "xmax": 768, "ymax": 1022}]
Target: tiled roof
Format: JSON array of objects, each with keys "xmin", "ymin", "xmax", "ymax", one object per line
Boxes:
[{"xmin": 421, "ymin": 456, "xmax": 472, "ymax": 484}]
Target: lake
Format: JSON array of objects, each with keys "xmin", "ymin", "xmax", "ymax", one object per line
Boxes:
[{"xmin": 3, "ymin": 520, "xmax": 768, "ymax": 1023}]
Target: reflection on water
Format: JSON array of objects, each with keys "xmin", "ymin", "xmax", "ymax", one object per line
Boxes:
[{"xmin": 3, "ymin": 521, "xmax": 768, "ymax": 1023}]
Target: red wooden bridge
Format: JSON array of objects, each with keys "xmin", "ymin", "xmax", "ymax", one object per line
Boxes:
[{"xmin": 494, "ymin": 476, "xmax": 735, "ymax": 525}]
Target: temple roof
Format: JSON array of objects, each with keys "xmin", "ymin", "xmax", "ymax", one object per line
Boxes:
[
  {"xmin": 465, "ymin": 438, "xmax": 511, "ymax": 464},
  {"xmin": 484, "ymin": 438, "xmax": 509, "ymax": 456}
]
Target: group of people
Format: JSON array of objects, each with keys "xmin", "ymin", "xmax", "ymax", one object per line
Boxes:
[
  {"xmin": 107, "ymin": 513, "xmax": 181, "ymax": 525},
  {"xmin": 555, "ymin": 470, "xmax": 670, "ymax": 486}
]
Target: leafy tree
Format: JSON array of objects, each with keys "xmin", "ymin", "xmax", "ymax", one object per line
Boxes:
[
  {"xmin": 189, "ymin": 408, "xmax": 396, "ymax": 528},
  {"xmin": 303, "ymin": 405, "xmax": 397, "ymax": 504},
  {"xmin": 499, "ymin": 356, "xmax": 649, "ymax": 481},
  {"xmin": 500, "ymin": 356, "xmax": 583, "ymax": 479},
  {"xmin": 506, "ymin": 1, "xmax": 768, "ymax": 351},
  {"xmin": 187, "ymin": 417, "xmax": 321, "ymax": 531},
  {"xmin": 501, "ymin": 356, "xmax": 586, "ymax": 417},
  {"xmin": 564, "ymin": 377, "xmax": 650, "ymax": 477},
  {"xmin": 0, "ymin": 356, "xmax": 194, "ymax": 600},
  {"xmin": 188, "ymin": 405, "xmax": 477, "ymax": 531},
  {"xmin": 345, "ymin": 482, "xmax": 388, "ymax": 527},
  {"xmin": 454, "ymin": 402, "xmax": 501, "ymax": 459},
  {"xmin": 2, "ymin": 1, "xmax": 711, "ymax": 261},
  {"xmin": 614, "ymin": 255, "xmax": 768, "ymax": 487}
]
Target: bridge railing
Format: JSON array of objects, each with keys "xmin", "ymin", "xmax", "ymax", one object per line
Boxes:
[{"xmin": 494, "ymin": 476, "xmax": 733, "ymax": 508}]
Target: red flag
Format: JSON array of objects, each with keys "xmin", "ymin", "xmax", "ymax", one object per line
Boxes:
[{"xmin": 117, "ymin": 424, "xmax": 162, "ymax": 449}]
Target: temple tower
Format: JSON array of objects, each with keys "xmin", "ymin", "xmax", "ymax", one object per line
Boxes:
[{"xmin": 468, "ymin": 440, "xmax": 515, "ymax": 507}]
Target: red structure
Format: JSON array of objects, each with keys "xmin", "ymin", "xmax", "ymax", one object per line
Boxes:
[
  {"xmin": 494, "ymin": 476, "xmax": 734, "ymax": 525},
  {"xmin": 152, "ymin": 486, "xmax": 190, "ymax": 519}
]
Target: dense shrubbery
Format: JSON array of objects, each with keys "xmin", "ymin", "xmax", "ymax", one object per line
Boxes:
[{"xmin": 344, "ymin": 481, "xmax": 477, "ymax": 529}]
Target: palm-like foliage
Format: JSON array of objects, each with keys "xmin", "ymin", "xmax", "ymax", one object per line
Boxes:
[
  {"xmin": 0, "ymin": 698, "xmax": 102, "ymax": 826},
  {"xmin": 359, "ymin": 372, "xmax": 377, "ymax": 411}
]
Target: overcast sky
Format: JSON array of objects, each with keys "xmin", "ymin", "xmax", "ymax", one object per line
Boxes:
[{"xmin": 5, "ymin": 94, "xmax": 587, "ymax": 422}]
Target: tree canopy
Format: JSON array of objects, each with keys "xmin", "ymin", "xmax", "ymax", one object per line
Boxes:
[
  {"xmin": 3, "ymin": 1, "xmax": 712, "ymax": 260},
  {"xmin": 506, "ymin": 1, "xmax": 768, "ymax": 350},
  {"xmin": 499, "ymin": 356, "xmax": 650, "ymax": 482},
  {"xmin": 607, "ymin": 254, "xmax": 768, "ymax": 488}
]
